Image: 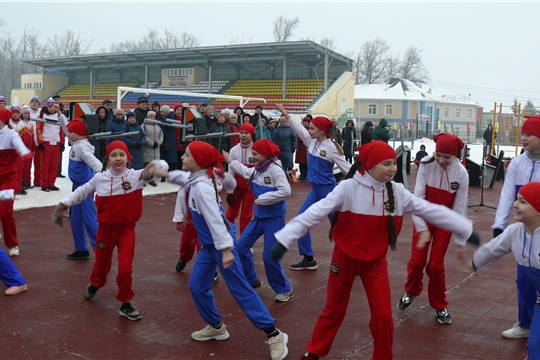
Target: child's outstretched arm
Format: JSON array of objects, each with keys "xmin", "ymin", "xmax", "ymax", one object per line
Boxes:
[
  {"xmin": 276, "ymin": 104, "xmax": 311, "ymax": 145},
  {"xmin": 470, "ymin": 227, "xmax": 513, "ymax": 271}
]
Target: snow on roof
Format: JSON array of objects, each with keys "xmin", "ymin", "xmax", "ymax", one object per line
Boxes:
[{"xmin": 354, "ymin": 79, "xmax": 479, "ymax": 106}]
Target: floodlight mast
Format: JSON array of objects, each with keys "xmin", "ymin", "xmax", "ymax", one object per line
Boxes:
[{"xmin": 116, "ymin": 86, "xmax": 266, "ymax": 110}]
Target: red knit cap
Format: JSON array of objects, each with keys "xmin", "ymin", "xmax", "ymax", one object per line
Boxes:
[
  {"xmin": 311, "ymin": 116, "xmax": 334, "ymax": 133},
  {"xmin": 252, "ymin": 138, "xmax": 280, "ymax": 158},
  {"xmin": 0, "ymin": 108, "xmax": 12, "ymax": 124},
  {"xmin": 67, "ymin": 119, "xmax": 88, "ymax": 137},
  {"xmin": 239, "ymin": 123, "xmax": 256, "ymax": 137},
  {"xmin": 433, "ymin": 133, "xmax": 464, "ymax": 157},
  {"xmin": 106, "ymin": 140, "xmax": 132, "ymax": 161},
  {"xmin": 522, "ymin": 115, "xmax": 540, "ymax": 139},
  {"xmin": 187, "ymin": 141, "xmax": 224, "ymax": 177},
  {"xmin": 358, "ymin": 140, "xmax": 396, "ymax": 175},
  {"xmin": 518, "ymin": 182, "xmax": 540, "ymax": 213}
]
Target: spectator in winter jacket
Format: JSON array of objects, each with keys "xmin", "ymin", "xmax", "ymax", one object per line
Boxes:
[
  {"xmin": 372, "ymin": 118, "xmax": 391, "ymax": 143},
  {"xmin": 173, "ymin": 103, "xmax": 185, "ymax": 169},
  {"xmin": 209, "ymin": 112, "xmax": 231, "ymax": 153},
  {"xmin": 228, "ymin": 113, "xmax": 241, "ymax": 148},
  {"xmin": 158, "ymin": 105, "xmax": 178, "ymax": 171},
  {"xmin": 242, "ymin": 113, "xmax": 252, "ymax": 124},
  {"xmin": 105, "ymin": 109, "xmax": 125, "ymax": 145},
  {"xmin": 121, "ymin": 112, "xmax": 146, "ymax": 170},
  {"xmin": 250, "ymin": 105, "xmax": 268, "ymax": 127},
  {"xmin": 233, "ymin": 106, "xmax": 244, "ymax": 121},
  {"xmin": 361, "ymin": 121, "xmax": 374, "ymax": 145},
  {"xmin": 277, "ymin": 116, "xmax": 297, "ymax": 172},
  {"xmin": 331, "ymin": 118, "xmax": 343, "ymax": 147},
  {"xmin": 295, "ymin": 116, "xmax": 311, "ymax": 180},
  {"xmin": 342, "ymin": 119, "xmax": 357, "ymax": 163},
  {"xmin": 255, "ymin": 118, "xmax": 271, "ymax": 141},
  {"xmin": 142, "ymin": 111, "xmax": 164, "ymax": 186},
  {"xmin": 151, "ymin": 101, "xmax": 161, "ymax": 115},
  {"xmin": 267, "ymin": 118, "xmax": 279, "ymax": 144},
  {"xmin": 205, "ymin": 105, "xmax": 217, "ymax": 130},
  {"xmin": 134, "ymin": 97, "xmax": 149, "ymax": 126}
]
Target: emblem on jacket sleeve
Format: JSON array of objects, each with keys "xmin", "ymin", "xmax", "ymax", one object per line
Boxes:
[
  {"xmin": 319, "ymin": 150, "xmax": 327, "ymax": 157},
  {"xmin": 330, "ymin": 262, "xmax": 339, "ymax": 275},
  {"xmin": 121, "ymin": 180, "xmax": 132, "ymax": 191},
  {"xmin": 450, "ymin": 181, "xmax": 460, "ymax": 191},
  {"xmin": 97, "ymin": 241, "xmax": 106, "ymax": 250},
  {"xmin": 191, "ymin": 198, "xmax": 197, "ymax": 210},
  {"xmin": 70, "ymin": 150, "xmax": 75, "ymax": 158},
  {"xmin": 264, "ymin": 176, "xmax": 272, "ymax": 185}
]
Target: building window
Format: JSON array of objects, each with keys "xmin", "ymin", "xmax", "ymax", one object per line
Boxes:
[
  {"xmin": 385, "ymin": 104, "xmax": 392, "ymax": 115},
  {"xmin": 455, "ymin": 127, "xmax": 461, "ymax": 136},
  {"xmin": 456, "ymin": 108, "xmax": 462, "ymax": 118},
  {"xmin": 23, "ymin": 82, "xmax": 32, "ymax": 89},
  {"xmin": 467, "ymin": 109, "xmax": 473, "ymax": 119},
  {"xmin": 368, "ymin": 104, "xmax": 377, "ymax": 115},
  {"xmin": 444, "ymin": 107, "xmax": 450, "ymax": 118},
  {"xmin": 163, "ymin": 68, "xmax": 193, "ymax": 77},
  {"xmin": 33, "ymin": 81, "xmax": 42, "ymax": 89}
]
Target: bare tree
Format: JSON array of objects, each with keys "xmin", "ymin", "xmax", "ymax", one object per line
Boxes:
[
  {"xmin": 46, "ymin": 30, "xmax": 94, "ymax": 57},
  {"xmin": 399, "ymin": 46, "xmax": 429, "ymax": 84},
  {"xmin": 0, "ymin": 31, "xmax": 19, "ymax": 99},
  {"xmin": 229, "ymin": 36, "xmax": 244, "ymax": 45},
  {"xmin": 383, "ymin": 54, "xmax": 401, "ymax": 84},
  {"xmin": 319, "ymin": 37, "xmax": 336, "ymax": 51},
  {"xmin": 108, "ymin": 29, "xmax": 201, "ymax": 52},
  {"xmin": 273, "ymin": 15, "xmax": 299, "ymax": 42},
  {"xmin": 353, "ymin": 38, "xmax": 393, "ymax": 84},
  {"xmin": 19, "ymin": 27, "xmax": 45, "ymax": 74}
]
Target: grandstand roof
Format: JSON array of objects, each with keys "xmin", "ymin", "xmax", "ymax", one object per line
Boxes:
[{"xmin": 22, "ymin": 41, "xmax": 353, "ymax": 78}]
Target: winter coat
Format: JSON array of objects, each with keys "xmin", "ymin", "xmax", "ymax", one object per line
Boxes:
[
  {"xmin": 228, "ymin": 123, "xmax": 241, "ymax": 148},
  {"xmin": 331, "ymin": 127, "xmax": 343, "ymax": 147},
  {"xmin": 360, "ymin": 124, "xmax": 373, "ymax": 145},
  {"xmin": 205, "ymin": 115, "xmax": 217, "ymax": 132},
  {"xmin": 255, "ymin": 123, "xmax": 272, "ymax": 141},
  {"xmin": 277, "ymin": 125, "xmax": 297, "ymax": 169},
  {"xmin": 295, "ymin": 135, "xmax": 307, "ymax": 164},
  {"xmin": 250, "ymin": 113, "xmax": 268, "ymax": 128},
  {"xmin": 372, "ymin": 118, "xmax": 390, "ymax": 143},
  {"xmin": 158, "ymin": 113, "xmax": 178, "ymax": 165},
  {"xmin": 105, "ymin": 116, "xmax": 125, "ymax": 145},
  {"xmin": 269, "ymin": 128, "xmax": 279, "ymax": 144},
  {"xmin": 142, "ymin": 120, "xmax": 164, "ymax": 164},
  {"xmin": 483, "ymin": 127, "xmax": 497, "ymax": 145},
  {"xmin": 209, "ymin": 122, "xmax": 232, "ymax": 153},
  {"xmin": 134, "ymin": 107, "xmax": 148, "ymax": 126},
  {"xmin": 121, "ymin": 122, "xmax": 146, "ymax": 170},
  {"xmin": 342, "ymin": 126, "xmax": 357, "ymax": 158}
]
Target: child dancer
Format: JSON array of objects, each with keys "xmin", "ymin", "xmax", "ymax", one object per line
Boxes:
[
  {"xmin": 397, "ymin": 133, "xmax": 468, "ymax": 324},
  {"xmin": 0, "ymin": 108, "xmax": 33, "ymax": 256},
  {"xmin": 51, "ymin": 141, "xmax": 168, "ymax": 320},
  {"xmin": 271, "ymin": 140, "xmax": 478, "ymax": 360},
  {"xmin": 64, "ymin": 119, "xmax": 102, "ymax": 260},
  {"xmin": 0, "ymin": 189, "xmax": 28, "ymax": 295},
  {"xmin": 492, "ymin": 114, "xmax": 540, "ymax": 339},
  {"xmin": 18, "ymin": 106, "xmax": 34, "ymax": 191},
  {"xmin": 470, "ymin": 182, "xmax": 540, "ymax": 359},
  {"xmin": 224, "ymin": 138, "xmax": 293, "ymax": 301},
  {"xmin": 225, "ymin": 123, "xmax": 256, "ymax": 235},
  {"xmin": 154, "ymin": 141, "xmax": 288, "ymax": 360},
  {"xmin": 275, "ymin": 104, "xmax": 351, "ymax": 270}
]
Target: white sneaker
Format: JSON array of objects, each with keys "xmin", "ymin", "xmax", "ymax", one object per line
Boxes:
[
  {"xmin": 502, "ymin": 322, "xmax": 530, "ymax": 339},
  {"xmin": 268, "ymin": 330, "xmax": 288, "ymax": 360},
  {"xmin": 8, "ymin": 246, "xmax": 19, "ymax": 256},
  {"xmin": 275, "ymin": 290, "xmax": 294, "ymax": 302},
  {"xmin": 191, "ymin": 324, "xmax": 230, "ymax": 341}
]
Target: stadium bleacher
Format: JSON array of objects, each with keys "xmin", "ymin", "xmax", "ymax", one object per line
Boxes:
[{"xmin": 59, "ymin": 83, "xmax": 137, "ymax": 109}]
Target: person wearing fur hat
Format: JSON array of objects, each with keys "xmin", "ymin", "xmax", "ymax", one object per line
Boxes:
[
  {"xmin": 471, "ymin": 181, "xmax": 540, "ymax": 359},
  {"xmin": 272, "ymin": 140, "xmax": 478, "ymax": 360},
  {"xmin": 276, "ymin": 104, "xmax": 351, "ymax": 270},
  {"xmin": 361, "ymin": 121, "xmax": 374, "ymax": 146},
  {"xmin": 397, "ymin": 133, "xmax": 468, "ymax": 325},
  {"xmin": 372, "ymin": 118, "xmax": 391, "ymax": 143},
  {"xmin": 491, "ymin": 114, "xmax": 540, "ymax": 340},
  {"xmin": 0, "ymin": 108, "xmax": 33, "ymax": 256},
  {"xmin": 64, "ymin": 119, "xmax": 102, "ymax": 260},
  {"xmin": 36, "ymin": 98, "xmax": 68, "ymax": 192},
  {"xmin": 142, "ymin": 111, "xmax": 163, "ymax": 187},
  {"xmin": 224, "ymin": 138, "xmax": 293, "ymax": 301},
  {"xmin": 105, "ymin": 109, "xmax": 126, "ymax": 146},
  {"xmin": 120, "ymin": 111, "xmax": 146, "ymax": 170},
  {"xmin": 134, "ymin": 97, "xmax": 148, "ymax": 126},
  {"xmin": 152, "ymin": 141, "xmax": 289, "ymax": 360},
  {"xmin": 342, "ymin": 119, "xmax": 357, "ymax": 163},
  {"xmin": 52, "ymin": 141, "xmax": 168, "ymax": 320},
  {"xmin": 9, "ymin": 106, "xmax": 33, "ymax": 194},
  {"xmin": 225, "ymin": 123, "xmax": 257, "ymax": 235}
]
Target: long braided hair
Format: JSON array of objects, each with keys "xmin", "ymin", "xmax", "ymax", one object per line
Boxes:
[{"xmin": 328, "ymin": 158, "xmax": 398, "ymax": 251}]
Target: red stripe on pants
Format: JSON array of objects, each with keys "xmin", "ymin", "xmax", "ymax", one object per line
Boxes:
[
  {"xmin": 90, "ymin": 224, "xmax": 136, "ymax": 303},
  {"xmin": 225, "ymin": 187, "xmax": 254, "ymax": 234},
  {"xmin": 405, "ymin": 226, "xmax": 452, "ymax": 310},
  {"xmin": 306, "ymin": 246, "xmax": 393, "ymax": 359},
  {"xmin": 0, "ymin": 175, "xmax": 18, "ymax": 248},
  {"xmin": 40, "ymin": 142, "xmax": 60, "ymax": 188}
]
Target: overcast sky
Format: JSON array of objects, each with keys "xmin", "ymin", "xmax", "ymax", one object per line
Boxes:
[{"xmin": 2, "ymin": 1, "xmax": 538, "ymax": 111}]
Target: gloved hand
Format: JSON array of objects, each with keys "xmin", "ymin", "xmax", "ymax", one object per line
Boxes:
[
  {"xmin": 60, "ymin": 144, "xmax": 65, "ymax": 152},
  {"xmin": 152, "ymin": 142, "xmax": 158, "ymax": 149},
  {"xmin": 38, "ymin": 144, "xmax": 45, "ymax": 152},
  {"xmin": 492, "ymin": 228, "xmax": 504, "ymax": 238},
  {"xmin": 176, "ymin": 222, "xmax": 185, "ymax": 232},
  {"xmin": 51, "ymin": 202, "xmax": 69, "ymax": 227},
  {"xmin": 135, "ymin": 141, "xmax": 142, "ymax": 149},
  {"xmin": 226, "ymin": 193, "xmax": 236, "ymax": 207},
  {"xmin": 271, "ymin": 242, "xmax": 288, "ymax": 261},
  {"xmin": 466, "ymin": 231, "xmax": 481, "ymax": 247}
]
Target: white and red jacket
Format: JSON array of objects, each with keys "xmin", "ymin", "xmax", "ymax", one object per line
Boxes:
[
  {"xmin": 412, "ymin": 156, "xmax": 469, "ymax": 232},
  {"xmin": 0, "ymin": 126, "xmax": 32, "ymax": 178},
  {"xmin": 9, "ymin": 118, "xmax": 34, "ymax": 149},
  {"xmin": 229, "ymin": 141, "xmax": 255, "ymax": 190},
  {"xmin": 36, "ymin": 112, "xmax": 68, "ymax": 145},
  {"xmin": 61, "ymin": 160, "xmax": 168, "ymax": 226},
  {"xmin": 274, "ymin": 171, "xmax": 473, "ymax": 262}
]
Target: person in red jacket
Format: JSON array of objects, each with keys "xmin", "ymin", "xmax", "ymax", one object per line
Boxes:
[
  {"xmin": 9, "ymin": 106, "xmax": 33, "ymax": 195},
  {"xmin": 228, "ymin": 113, "xmax": 241, "ymax": 148},
  {"xmin": 0, "ymin": 108, "xmax": 33, "ymax": 256}
]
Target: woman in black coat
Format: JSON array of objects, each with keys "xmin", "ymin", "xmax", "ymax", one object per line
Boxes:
[{"xmin": 341, "ymin": 119, "xmax": 357, "ymax": 163}]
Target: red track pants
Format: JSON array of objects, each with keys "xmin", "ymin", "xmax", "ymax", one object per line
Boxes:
[
  {"xmin": 225, "ymin": 187, "xmax": 254, "ymax": 234},
  {"xmin": 40, "ymin": 142, "xmax": 60, "ymax": 188},
  {"xmin": 0, "ymin": 174, "xmax": 18, "ymax": 248},
  {"xmin": 306, "ymin": 246, "xmax": 394, "ymax": 360},
  {"xmin": 405, "ymin": 226, "xmax": 452, "ymax": 310},
  {"xmin": 33, "ymin": 145, "xmax": 42, "ymax": 187},
  {"xmin": 179, "ymin": 220, "xmax": 201, "ymax": 261},
  {"xmin": 90, "ymin": 223, "xmax": 136, "ymax": 303}
]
